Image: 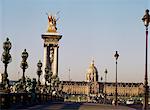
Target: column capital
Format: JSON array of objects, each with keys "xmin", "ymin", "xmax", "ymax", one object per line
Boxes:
[
  {"xmin": 53, "ymin": 44, "xmax": 59, "ymax": 48},
  {"xmin": 49, "ymin": 44, "xmax": 54, "ymax": 47},
  {"xmin": 44, "ymin": 44, "xmax": 48, "ymax": 47}
]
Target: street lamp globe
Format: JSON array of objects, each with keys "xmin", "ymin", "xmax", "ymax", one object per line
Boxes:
[
  {"xmin": 37, "ymin": 60, "xmax": 42, "ymax": 68},
  {"xmin": 3, "ymin": 38, "xmax": 12, "ymax": 52},
  {"xmin": 142, "ymin": 9, "xmax": 150, "ymax": 28},
  {"xmin": 21, "ymin": 49, "xmax": 28, "ymax": 62},
  {"xmin": 2, "ymin": 38, "xmax": 12, "ymax": 64},
  {"xmin": 114, "ymin": 51, "xmax": 119, "ymax": 60}
]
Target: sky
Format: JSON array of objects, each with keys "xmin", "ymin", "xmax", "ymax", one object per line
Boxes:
[{"xmin": 0, "ymin": 0, "xmax": 150, "ymax": 84}]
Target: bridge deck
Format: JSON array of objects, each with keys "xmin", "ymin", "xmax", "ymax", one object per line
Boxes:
[{"xmin": 9, "ymin": 101, "xmax": 140, "ymax": 110}]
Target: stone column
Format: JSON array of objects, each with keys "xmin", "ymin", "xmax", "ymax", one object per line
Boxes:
[
  {"xmin": 53, "ymin": 45, "xmax": 59, "ymax": 77},
  {"xmin": 47, "ymin": 45, "xmax": 51, "ymax": 69},
  {"xmin": 43, "ymin": 44, "xmax": 47, "ymax": 83},
  {"xmin": 43, "ymin": 44, "xmax": 51, "ymax": 83}
]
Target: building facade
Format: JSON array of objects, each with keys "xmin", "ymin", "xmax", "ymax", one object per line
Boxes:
[
  {"xmin": 62, "ymin": 60, "xmax": 144, "ymax": 101},
  {"xmin": 104, "ymin": 82, "xmax": 144, "ymax": 97}
]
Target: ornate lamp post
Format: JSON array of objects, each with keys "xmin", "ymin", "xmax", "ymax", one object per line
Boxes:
[
  {"xmin": 20, "ymin": 49, "xmax": 28, "ymax": 86},
  {"xmin": 114, "ymin": 51, "xmax": 119, "ymax": 106},
  {"xmin": 37, "ymin": 60, "xmax": 42, "ymax": 86},
  {"xmin": 142, "ymin": 9, "xmax": 150, "ymax": 110},
  {"xmin": 1, "ymin": 38, "xmax": 12, "ymax": 88},
  {"xmin": 104, "ymin": 69, "xmax": 108, "ymax": 104}
]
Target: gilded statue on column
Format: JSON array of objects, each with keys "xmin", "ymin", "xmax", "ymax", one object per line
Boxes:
[{"xmin": 46, "ymin": 13, "xmax": 59, "ymax": 33}]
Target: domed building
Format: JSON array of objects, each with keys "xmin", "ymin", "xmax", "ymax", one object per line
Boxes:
[
  {"xmin": 62, "ymin": 60, "xmax": 101, "ymax": 102},
  {"xmin": 61, "ymin": 60, "xmax": 144, "ymax": 102},
  {"xmin": 86, "ymin": 60, "xmax": 98, "ymax": 82}
]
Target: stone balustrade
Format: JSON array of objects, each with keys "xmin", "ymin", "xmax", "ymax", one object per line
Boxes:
[{"xmin": 0, "ymin": 92, "xmax": 64, "ymax": 109}]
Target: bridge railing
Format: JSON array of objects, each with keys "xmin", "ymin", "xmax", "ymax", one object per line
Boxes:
[{"xmin": 0, "ymin": 92, "xmax": 63, "ymax": 109}]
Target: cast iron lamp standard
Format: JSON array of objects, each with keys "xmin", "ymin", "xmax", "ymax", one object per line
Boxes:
[
  {"xmin": 37, "ymin": 60, "xmax": 42, "ymax": 86},
  {"xmin": 114, "ymin": 51, "xmax": 119, "ymax": 106},
  {"xmin": 20, "ymin": 49, "xmax": 28, "ymax": 90},
  {"xmin": 104, "ymin": 69, "xmax": 108, "ymax": 104},
  {"xmin": 142, "ymin": 9, "xmax": 150, "ymax": 110},
  {"xmin": 1, "ymin": 38, "xmax": 12, "ymax": 89}
]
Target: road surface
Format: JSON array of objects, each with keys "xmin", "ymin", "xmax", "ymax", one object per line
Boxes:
[{"xmin": 10, "ymin": 101, "xmax": 139, "ymax": 110}]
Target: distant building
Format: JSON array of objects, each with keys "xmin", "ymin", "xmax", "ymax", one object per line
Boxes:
[
  {"xmin": 62, "ymin": 60, "xmax": 100, "ymax": 98},
  {"xmin": 61, "ymin": 60, "xmax": 144, "ymax": 101},
  {"xmin": 104, "ymin": 82, "xmax": 144, "ymax": 97}
]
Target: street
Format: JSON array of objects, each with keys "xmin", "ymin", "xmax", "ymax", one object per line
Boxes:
[{"xmin": 10, "ymin": 102, "xmax": 139, "ymax": 110}]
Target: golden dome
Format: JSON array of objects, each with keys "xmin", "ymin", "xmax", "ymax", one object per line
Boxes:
[{"xmin": 87, "ymin": 60, "xmax": 98, "ymax": 75}]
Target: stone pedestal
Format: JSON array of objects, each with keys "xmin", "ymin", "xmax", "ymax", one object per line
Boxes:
[{"xmin": 41, "ymin": 32, "xmax": 62, "ymax": 83}]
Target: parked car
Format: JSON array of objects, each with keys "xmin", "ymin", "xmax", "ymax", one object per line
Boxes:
[
  {"xmin": 126, "ymin": 99, "xmax": 134, "ymax": 105},
  {"xmin": 134, "ymin": 99, "xmax": 142, "ymax": 104}
]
